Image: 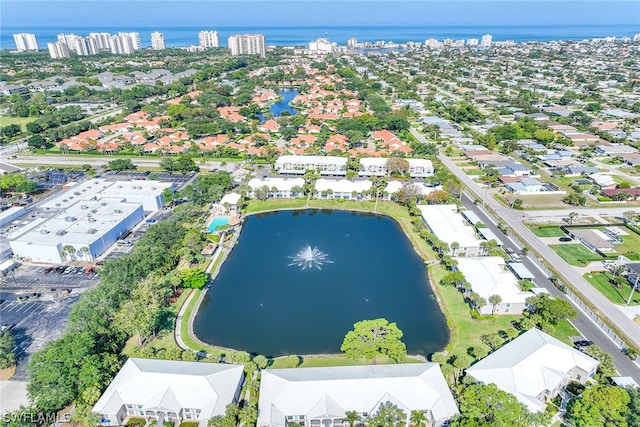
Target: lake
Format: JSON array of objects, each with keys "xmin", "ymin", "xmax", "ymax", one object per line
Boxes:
[
  {"xmin": 193, "ymin": 209, "xmax": 449, "ymax": 357},
  {"xmin": 258, "ymin": 88, "xmax": 298, "ymax": 122}
]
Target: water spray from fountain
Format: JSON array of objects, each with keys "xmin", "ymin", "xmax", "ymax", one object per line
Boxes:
[{"xmin": 288, "ymin": 245, "xmax": 333, "ymax": 270}]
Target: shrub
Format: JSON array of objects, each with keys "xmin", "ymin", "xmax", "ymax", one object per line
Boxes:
[{"xmin": 126, "ymin": 418, "xmax": 145, "ymax": 426}]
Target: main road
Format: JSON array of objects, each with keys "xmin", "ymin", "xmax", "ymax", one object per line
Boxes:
[{"xmin": 410, "ymin": 128, "xmax": 640, "ymax": 354}]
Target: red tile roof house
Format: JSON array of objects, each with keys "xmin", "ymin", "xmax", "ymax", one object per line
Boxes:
[
  {"xmin": 257, "ymin": 120, "xmax": 280, "ymax": 133},
  {"xmin": 601, "ymin": 188, "xmax": 640, "ymax": 201}
]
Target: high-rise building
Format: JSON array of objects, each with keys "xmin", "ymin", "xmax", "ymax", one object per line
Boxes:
[
  {"xmin": 47, "ymin": 42, "xmax": 70, "ymax": 59},
  {"xmin": 151, "ymin": 32, "xmax": 166, "ymax": 50},
  {"xmin": 308, "ymin": 38, "xmax": 334, "ymax": 54},
  {"xmin": 88, "ymin": 33, "xmax": 112, "ymax": 51},
  {"xmin": 199, "ymin": 30, "xmax": 220, "ymax": 49},
  {"xmin": 13, "ymin": 33, "xmax": 39, "ymax": 51},
  {"xmin": 347, "ymin": 37, "xmax": 358, "ymax": 48},
  {"xmin": 227, "ymin": 34, "xmax": 266, "ymax": 56},
  {"xmin": 481, "ymin": 34, "xmax": 493, "ymax": 47},
  {"xmin": 466, "ymin": 38, "xmax": 479, "ymax": 46}
]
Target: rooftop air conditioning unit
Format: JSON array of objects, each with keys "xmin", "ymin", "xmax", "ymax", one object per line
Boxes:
[
  {"xmin": 56, "ymin": 230, "xmax": 67, "ymax": 236},
  {"xmin": 40, "ymin": 229, "xmax": 49, "ymax": 234},
  {"xmin": 65, "ymin": 216, "xmax": 77, "ymax": 222},
  {"xmin": 88, "ymin": 218, "xmax": 97, "ymax": 223},
  {"xmin": 81, "ymin": 205, "xmax": 88, "ymax": 209},
  {"xmin": 114, "ymin": 209, "xmax": 122, "ymax": 214},
  {"xmin": 87, "ymin": 228, "xmax": 97, "ymax": 234},
  {"xmin": 91, "ymin": 209, "xmax": 98, "ymax": 213},
  {"xmin": 101, "ymin": 202, "xmax": 107, "ymax": 206}
]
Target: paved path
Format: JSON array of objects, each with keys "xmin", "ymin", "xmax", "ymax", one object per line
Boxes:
[{"xmin": 411, "ymin": 127, "xmax": 640, "ymax": 351}]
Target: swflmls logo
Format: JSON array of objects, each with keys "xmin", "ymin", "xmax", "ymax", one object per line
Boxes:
[{"xmin": 1, "ymin": 413, "xmax": 72, "ymax": 424}]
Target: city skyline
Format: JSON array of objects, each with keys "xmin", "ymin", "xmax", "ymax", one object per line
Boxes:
[{"xmin": 2, "ymin": 1, "xmax": 639, "ymax": 28}]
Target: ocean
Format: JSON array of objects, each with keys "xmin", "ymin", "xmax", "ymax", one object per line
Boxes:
[{"xmin": 2, "ymin": 24, "xmax": 638, "ymax": 50}]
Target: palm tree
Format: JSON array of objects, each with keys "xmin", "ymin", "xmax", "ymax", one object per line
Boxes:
[
  {"xmin": 409, "ymin": 411, "xmax": 427, "ymax": 427},
  {"xmin": 62, "ymin": 245, "xmax": 76, "ymax": 260},
  {"xmin": 489, "ymin": 294, "xmax": 502, "ymax": 315},
  {"xmin": 567, "ymin": 211, "xmax": 578, "ymax": 225},
  {"xmin": 344, "ymin": 410, "xmax": 361, "ymax": 427},
  {"xmin": 450, "ymin": 241, "xmax": 459, "ymax": 256}
]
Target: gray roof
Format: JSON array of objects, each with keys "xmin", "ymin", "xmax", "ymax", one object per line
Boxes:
[
  {"xmin": 477, "ymin": 228, "xmax": 504, "ymax": 246},
  {"xmin": 507, "ymin": 262, "xmax": 535, "ymax": 280}
]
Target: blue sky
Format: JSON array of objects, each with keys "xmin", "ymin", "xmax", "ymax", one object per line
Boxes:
[{"xmin": 2, "ymin": 1, "xmax": 639, "ymax": 27}]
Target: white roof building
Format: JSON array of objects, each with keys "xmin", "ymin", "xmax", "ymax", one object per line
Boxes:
[
  {"xmin": 358, "ymin": 158, "xmax": 434, "ymax": 178},
  {"xmin": 220, "ymin": 192, "xmax": 242, "ymax": 207},
  {"xmin": 9, "ymin": 198, "xmax": 143, "ymax": 263},
  {"xmin": 315, "ymin": 179, "xmax": 372, "ymax": 198},
  {"xmin": 93, "ymin": 358, "xmax": 244, "ymax": 427},
  {"xmin": 275, "ymin": 155, "xmax": 347, "ymax": 176},
  {"xmin": 418, "ymin": 204, "xmax": 483, "ymax": 256},
  {"xmin": 258, "ymin": 364, "xmax": 459, "ymax": 427},
  {"xmin": 454, "ymin": 257, "xmax": 531, "ymax": 315},
  {"xmin": 466, "ymin": 329, "xmax": 599, "ymax": 412},
  {"xmin": 248, "ymin": 177, "xmax": 305, "ymax": 198}
]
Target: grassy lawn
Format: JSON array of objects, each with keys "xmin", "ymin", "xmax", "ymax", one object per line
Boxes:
[
  {"xmin": 245, "ymin": 198, "xmax": 307, "ymax": 213},
  {"xmin": 584, "ymin": 273, "xmax": 640, "ymax": 305},
  {"xmin": 465, "ymin": 169, "xmax": 484, "ymax": 176},
  {"xmin": 269, "ymin": 354, "xmax": 423, "ymax": 369},
  {"xmin": 550, "ymin": 320, "xmax": 580, "ymax": 346},
  {"xmin": 549, "ymin": 244, "xmax": 604, "ymax": 266},
  {"xmin": 0, "ymin": 116, "xmax": 33, "ymax": 130},
  {"xmin": 613, "ymin": 226, "xmax": 640, "ymax": 255},
  {"xmin": 529, "ymin": 225, "xmax": 566, "ymax": 238},
  {"xmin": 429, "ymin": 264, "xmax": 521, "ymax": 359}
]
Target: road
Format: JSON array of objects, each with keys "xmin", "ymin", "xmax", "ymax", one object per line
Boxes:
[
  {"xmin": 410, "ymin": 127, "xmax": 640, "ymax": 354},
  {"xmin": 460, "ymin": 191, "xmax": 640, "ymax": 380}
]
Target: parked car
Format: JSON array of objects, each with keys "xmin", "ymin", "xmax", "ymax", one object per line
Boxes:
[
  {"xmin": 145, "ymin": 218, "xmax": 156, "ymax": 223},
  {"xmin": 574, "ymin": 340, "xmax": 593, "ymax": 349},
  {"xmin": 0, "ymin": 324, "xmax": 15, "ymax": 332},
  {"xmin": 559, "ymin": 236, "xmax": 572, "ymax": 242},
  {"xmin": 44, "ymin": 266, "xmax": 54, "ymax": 273}
]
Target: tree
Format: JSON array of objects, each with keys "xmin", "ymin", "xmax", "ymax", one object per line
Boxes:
[
  {"xmin": 525, "ymin": 294, "xmax": 576, "ymax": 325},
  {"xmin": 568, "ymin": 211, "xmax": 579, "ymax": 225},
  {"xmin": 440, "ymin": 271, "xmax": 466, "ymax": 288},
  {"xmin": 488, "ymin": 294, "xmax": 502, "ymax": 315},
  {"xmin": 409, "ymin": 411, "xmax": 427, "ymax": 427},
  {"xmin": 176, "ymin": 155, "xmax": 197, "ymax": 174},
  {"xmin": 0, "ymin": 331, "xmax": 16, "ymax": 369},
  {"xmin": 582, "ymin": 345, "xmax": 618, "ymax": 378},
  {"xmin": 452, "ymin": 354, "xmax": 472, "ymax": 384},
  {"xmin": 107, "ymin": 158, "xmax": 137, "ymax": 172},
  {"xmin": 253, "ymin": 354, "xmax": 268, "ymax": 370},
  {"xmin": 452, "ymin": 383, "xmax": 546, "ymax": 427},
  {"xmin": 344, "ymin": 410, "xmax": 362, "ymax": 427},
  {"xmin": 115, "ymin": 275, "xmax": 170, "ymax": 345},
  {"xmin": 482, "ymin": 333, "xmax": 503, "ymax": 350},
  {"xmin": 385, "ymin": 157, "xmax": 410, "ymax": 176},
  {"xmin": 340, "ymin": 318, "xmax": 407, "ymax": 362},
  {"xmin": 27, "ymin": 134, "xmax": 47, "ymax": 149},
  {"xmin": 394, "ymin": 183, "xmax": 421, "ymax": 206},
  {"xmin": 567, "ymin": 385, "xmax": 630, "ymax": 427},
  {"xmin": 368, "ymin": 402, "xmax": 406, "ymax": 427},
  {"xmin": 179, "ymin": 268, "xmax": 209, "ymax": 289},
  {"xmin": 626, "ymin": 386, "xmax": 640, "ymax": 426},
  {"xmin": 160, "ymin": 157, "xmax": 178, "ymax": 173}
]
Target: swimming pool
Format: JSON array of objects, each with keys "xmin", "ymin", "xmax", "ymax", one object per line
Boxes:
[{"xmin": 208, "ymin": 217, "xmax": 229, "ymax": 232}]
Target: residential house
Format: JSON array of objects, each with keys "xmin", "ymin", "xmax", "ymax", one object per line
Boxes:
[
  {"xmin": 315, "ymin": 179, "xmax": 372, "ymax": 200},
  {"xmin": 257, "ymin": 364, "xmax": 459, "ymax": 427},
  {"xmin": 92, "ymin": 358, "xmax": 244, "ymax": 427},
  {"xmin": 466, "ymin": 328, "xmax": 599, "ymax": 412},
  {"xmin": 247, "ymin": 177, "xmax": 304, "ymax": 198},
  {"xmin": 358, "ymin": 158, "xmax": 434, "ymax": 178},
  {"xmin": 595, "ymin": 144, "xmax": 638, "ymax": 156},
  {"xmin": 505, "ymin": 178, "xmax": 546, "ymax": 194},
  {"xmin": 588, "ymin": 173, "xmax": 617, "ymax": 189},
  {"xmin": 454, "ymin": 257, "xmax": 530, "ymax": 315},
  {"xmin": 274, "ymin": 155, "xmax": 347, "ymax": 176},
  {"xmin": 418, "ymin": 204, "xmax": 483, "ymax": 256}
]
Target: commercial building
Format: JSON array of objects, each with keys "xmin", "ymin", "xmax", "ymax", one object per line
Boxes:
[
  {"xmin": 93, "ymin": 358, "xmax": 244, "ymax": 427},
  {"xmin": 454, "ymin": 257, "xmax": 531, "ymax": 315},
  {"xmin": 258, "ymin": 364, "xmax": 459, "ymax": 427},
  {"xmin": 151, "ymin": 32, "xmax": 166, "ymax": 50},
  {"xmin": 418, "ymin": 204, "xmax": 483, "ymax": 256},
  {"xmin": 274, "ymin": 155, "xmax": 347, "ymax": 176},
  {"xmin": 13, "ymin": 33, "xmax": 39, "ymax": 51},
  {"xmin": 228, "ymin": 34, "xmax": 266, "ymax": 56},
  {"xmin": 8, "ymin": 179, "xmax": 170, "ymax": 263},
  {"xmin": 47, "ymin": 41, "xmax": 70, "ymax": 59},
  {"xmin": 466, "ymin": 329, "xmax": 599, "ymax": 412},
  {"xmin": 198, "ymin": 31, "xmax": 220, "ymax": 49}
]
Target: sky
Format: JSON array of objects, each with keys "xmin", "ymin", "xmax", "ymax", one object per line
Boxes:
[{"xmin": 2, "ymin": 0, "xmax": 639, "ymax": 27}]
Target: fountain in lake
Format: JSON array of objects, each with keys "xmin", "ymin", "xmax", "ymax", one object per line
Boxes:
[{"xmin": 288, "ymin": 245, "xmax": 333, "ymax": 270}]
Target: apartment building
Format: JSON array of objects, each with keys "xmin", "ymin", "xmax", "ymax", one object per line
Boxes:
[
  {"xmin": 13, "ymin": 33, "xmax": 39, "ymax": 51},
  {"xmin": 199, "ymin": 30, "xmax": 220, "ymax": 49},
  {"xmin": 151, "ymin": 32, "xmax": 166, "ymax": 50},
  {"xmin": 227, "ymin": 33, "xmax": 266, "ymax": 56}
]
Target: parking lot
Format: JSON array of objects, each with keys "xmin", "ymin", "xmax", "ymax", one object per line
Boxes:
[{"xmin": 0, "ymin": 263, "xmax": 100, "ymax": 380}]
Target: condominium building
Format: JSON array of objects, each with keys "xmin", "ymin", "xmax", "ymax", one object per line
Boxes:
[
  {"xmin": 308, "ymin": 37, "xmax": 334, "ymax": 54},
  {"xmin": 227, "ymin": 33, "xmax": 266, "ymax": 56},
  {"xmin": 88, "ymin": 33, "xmax": 112, "ymax": 51},
  {"xmin": 481, "ymin": 34, "xmax": 493, "ymax": 47},
  {"xmin": 13, "ymin": 33, "xmax": 39, "ymax": 51},
  {"xmin": 47, "ymin": 41, "xmax": 70, "ymax": 59},
  {"xmin": 198, "ymin": 30, "xmax": 220, "ymax": 49},
  {"xmin": 151, "ymin": 32, "xmax": 166, "ymax": 50}
]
